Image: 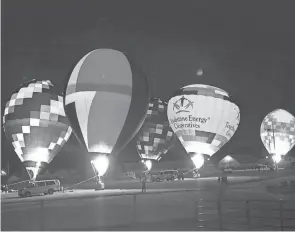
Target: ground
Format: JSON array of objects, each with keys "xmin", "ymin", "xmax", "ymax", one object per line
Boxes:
[{"xmin": 2, "ymin": 171, "xmax": 295, "ymax": 230}]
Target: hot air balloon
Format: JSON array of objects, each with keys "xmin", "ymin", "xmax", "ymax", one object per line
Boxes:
[
  {"xmin": 3, "ymin": 79, "xmax": 72, "ymax": 180},
  {"xmin": 260, "ymin": 109, "xmax": 295, "ymax": 168},
  {"xmin": 64, "ymin": 49, "xmax": 149, "ymax": 183},
  {"xmin": 167, "ymin": 84, "xmax": 240, "ymax": 171},
  {"xmin": 218, "ymin": 155, "xmax": 240, "ymax": 170},
  {"xmin": 136, "ymin": 98, "xmax": 175, "ymax": 171}
]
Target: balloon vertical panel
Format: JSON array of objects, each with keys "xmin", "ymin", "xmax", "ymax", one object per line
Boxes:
[{"xmin": 64, "ymin": 49, "xmax": 150, "ymax": 157}]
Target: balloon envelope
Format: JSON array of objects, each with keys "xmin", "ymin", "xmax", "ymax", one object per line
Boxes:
[
  {"xmin": 167, "ymin": 84, "xmax": 240, "ymax": 157},
  {"xmin": 64, "ymin": 49, "xmax": 150, "ymax": 159},
  {"xmin": 218, "ymin": 155, "xmax": 240, "ymax": 169},
  {"xmin": 3, "ymin": 80, "xmax": 72, "ymax": 179},
  {"xmin": 260, "ymin": 109, "xmax": 295, "ymax": 156},
  {"xmin": 137, "ymin": 98, "xmax": 175, "ymax": 161}
]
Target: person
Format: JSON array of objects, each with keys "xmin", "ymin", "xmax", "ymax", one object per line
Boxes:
[
  {"xmin": 141, "ymin": 173, "xmax": 147, "ymax": 193},
  {"xmin": 181, "ymin": 171, "xmax": 184, "ymax": 180}
]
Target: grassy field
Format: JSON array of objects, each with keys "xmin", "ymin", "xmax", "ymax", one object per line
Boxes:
[{"xmin": 2, "ymin": 171, "xmax": 295, "ymax": 231}]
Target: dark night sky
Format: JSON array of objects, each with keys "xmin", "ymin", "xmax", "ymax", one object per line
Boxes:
[{"xmin": 2, "ymin": 0, "xmax": 295, "ymax": 172}]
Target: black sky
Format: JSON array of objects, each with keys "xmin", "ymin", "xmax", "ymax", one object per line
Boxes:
[{"xmin": 2, "ymin": 0, "xmax": 295, "ymax": 171}]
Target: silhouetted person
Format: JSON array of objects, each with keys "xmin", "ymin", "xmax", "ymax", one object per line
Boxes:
[{"xmin": 141, "ymin": 174, "xmax": 147, "ymax": 193}]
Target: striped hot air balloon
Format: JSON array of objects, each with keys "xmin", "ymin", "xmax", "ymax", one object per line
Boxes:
[
  {"xmin": 64, "ymin": 49, "xmax": 150, "ymax": 177},
  {"xmin": 3, "ymin": 79, "xmax": 72, "ymax": 180},
  {"xmin": 136, "ymin": 97, "xmax": 175, "ymax": 171},
  {"xmin": 167, "ymin": 84, "xmax": 240, "ymax": 169},
  {"xmin": 260, "ymin": 109, "xmax": 295, "ymax": 160}
]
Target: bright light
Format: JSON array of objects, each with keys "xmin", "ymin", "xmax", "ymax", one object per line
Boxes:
[
  {"xmin": 262, "ymin": 134, "xmax": 295, "ymax": 156},
  {"xmin": 26, "ymin": 161, "xmax": 42, "ymax": 180},
  {"xmin": 144, "ymin": 160, "xmax": 152, "ymax": 171},
  {"xmin": 140, "ymin": 153, "xmax": 161, "ymax": 160},
  {"xmin": 91, "ymin": 155, "xmax": 109, "ymax": 176},
  {"xmin": 191, "ymin": 153, "xmax": 205, "ymax": 169},
  {"xmin": 224, "ymin": 155, "xmax": 233, "ymax": 162},
  {"xmin": 1, "ymin": 170, "xmax": 7, "ymax": 176},
  {"xmin": 27, "ymin": 148, "xmax": 49, "ymax": 163},
  {"xmin": 183, "ymin": 142, "xmax": 216, "ymax": 156},
  {"xmin": 196, "ymin": 68, "xmax": 203, "ymax": 76},
  {"xmin": 272, "ymin": 139, "xmax": 292, "ymax": 156},
  {"xmin": 90, "ymin": 143, "xmax": 112, "ymax": 154},
  {"xmin": 272, "ymin": 154, "xmax": 282, "ymax": 164},
  {"xmin": 25, "ymin": 148, "xmax": 49, "ymax": 180}
]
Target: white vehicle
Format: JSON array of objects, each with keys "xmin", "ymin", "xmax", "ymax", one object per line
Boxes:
[
  {"xmin": 124, "ymin": 172, "xmax": 136, "ymax": 179},
  {"xmin": 18, "ymin": 179, "xmax": 60, "ymax": 197},
  {"xmin": 151, "ymin": 170, "xmax": 178, "ymax": 182}
]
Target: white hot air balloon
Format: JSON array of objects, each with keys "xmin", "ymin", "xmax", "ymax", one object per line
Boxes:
[
  {"xmin": 260, "ymin": 109, "xmax": 295, "ymax": 158},
  {"xmin": 64, "ymin": 49, "xmax": 150, "ymax": 184},
  {"xmin": 167, "ymin": 84, "xmax": 240, "ymax": 169}
]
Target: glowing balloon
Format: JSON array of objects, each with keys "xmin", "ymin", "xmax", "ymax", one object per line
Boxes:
[
  {"xmin": 91, "ymin": 155, "xmax": 109, "ymax": 176},
  {"xmin": 272, "ymin": 154, "xmax": 282, "ymax": 164},
  {"xmin": 218, "ymin": 155, "xmax": 240, "ymax": 169},
  {"xmin": 260, "ymin": 109, "xmax": 295, "ymax": 156},
  {"xmin": 64, "ymin": 49, "xmax": 149, "ymax": 176},
  {"xmin": 3, "ymin": 80, "xmax": 72, "ymax": 180},
  {"xmin": 144, "ymin": 160, "xmax": 152, "ymax": 171},
  {"xmin": 191, "ymin": 153, "xmax": 204, "ymax": 169},
  {"xmin": 136, "ymin": 98, "xmax": 175, "ymax": 165},
  {"xmin": 167, "ymin": 84, "xmax": 240, "ymax": 168}
]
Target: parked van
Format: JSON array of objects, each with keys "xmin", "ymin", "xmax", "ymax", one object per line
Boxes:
[
  {"xmin": 124, "ymin": 172, "xmax": 136, "ymax": 179},
  {"xmin": 151, "ymin": 170, "xmax": 178, "ymax": 182},
  {"xmin": 18, "ymin": 179, "xmax": 60, "ymax": 197}
]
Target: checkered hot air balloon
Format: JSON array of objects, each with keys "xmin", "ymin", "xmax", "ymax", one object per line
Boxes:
[
  {"xmin": 260, "ymin": 109, "xmax": 295, "ymax": 157},
  {"xmin": 64, "ymin": 49, "xmax": 150, "ymax": 177},
  {"xmin": 2, "ymin": 79, "xmax": 72, "ymax": 180},
  {"xmin": 167, "ymin": 84, "xmax": 240, "ymax": 169},
  {"xmin": 136, "ymin": 98, "xmax": 175, "ymax": 169}
]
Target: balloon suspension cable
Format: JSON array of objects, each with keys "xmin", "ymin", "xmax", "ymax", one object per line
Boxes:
[
  {"xmin": 184, "ymin": 167, "xmax": 198, "ymax": 175},
  {"xmin": 90, "ymin": 161, "xmax": 100, "ymax": 182},
  {"xmin": 64, "ymin": 162, "xmax": 101, "ymax": 191},
  {"xmin": 7, "ymin": 179, "xmax": 30, "ymax": 187},
  {"xmin": 64, "ymin": 174, "xmax": 100, "ymax": 191}
]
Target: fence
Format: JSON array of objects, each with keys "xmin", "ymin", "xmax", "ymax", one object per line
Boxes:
[{"xmin": 2, "ymin": 189, "xmax": 295, "ymax": 231}]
